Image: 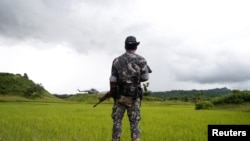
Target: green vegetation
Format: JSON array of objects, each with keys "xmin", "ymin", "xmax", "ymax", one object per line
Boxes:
[
  {"xmin": 0, "ymin": 73, "xmax": 51, "ymax": 98},
  {"xmin": 152, "ymin": 87, "xmax": 231, "ymax": 102},
  {"xmin": 195, "ymin": 101, "xmax": 214, "ymax": 110},
  {"xmin": 1, "ymin": 72, "xmax": 250, "ymax": 140},
  {"xmin": 66, "ymin": 94, "xmax": 113, "ymax": 105},
  {"xmin": 212, "ymin": 89, "xmax": 250, "ymax": 105},
  {"xmin": 0, "ymin": 100, "xmax": 249, "ymax": 141},
  {"xmin": 194, "ymin": 90, "xmax": 250, "ymax": 110}
]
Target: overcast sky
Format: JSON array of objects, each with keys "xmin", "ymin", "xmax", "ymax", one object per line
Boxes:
[{"xmin": 1, "ymin": 0, "xmax": 250, "ymax": 94}]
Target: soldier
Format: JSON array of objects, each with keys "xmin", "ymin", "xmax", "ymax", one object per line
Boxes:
[{"xmin": 109, "ymin": 36, "xmax": 151, "ymax": 141}]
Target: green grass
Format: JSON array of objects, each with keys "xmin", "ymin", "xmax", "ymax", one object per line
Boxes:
[{"xmin": 0, "ymin": 99, "xmax": 249, "ymax": 141}]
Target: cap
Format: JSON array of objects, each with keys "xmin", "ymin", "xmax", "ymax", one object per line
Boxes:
[{"xmin": 125, "ymin": 36, "xmax": 140, "ymax": 45}]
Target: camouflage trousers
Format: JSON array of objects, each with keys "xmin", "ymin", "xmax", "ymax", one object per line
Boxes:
[{"xmin": 111, "ymin": 97, "xmax": 141, "ymax": 141}]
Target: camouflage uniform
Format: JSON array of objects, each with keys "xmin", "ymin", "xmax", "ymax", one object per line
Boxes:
[{"xmin": 110, "ymin": 51, "xmax": 149, "ymax": 141}]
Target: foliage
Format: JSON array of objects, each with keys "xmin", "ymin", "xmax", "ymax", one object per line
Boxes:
[
  {"xmin": 195, "ymin": 101, "xmax": 214, "ymax": 110},
  {"xmin": 0, "ymin": 72, "xmax": 49, "ymax": 98},
  {"xmin": 151, "ymin": 87, "xmax": 231, "ymax": 102},
  {"xmin": 0, "ymin": 101, "xmax": 249, "ymax": 141},
  {"xmin": 54, "ymin": 94, "xmax": 72, "ymax": 99},
  {"xmin": 66, "ymin": 94, "xmax": 113, "ymax": 104},
  {"xmin": 142, "ymin": 96, "xmax": 164, "ymax": 101},
  {"xmin": 212, "ymin": 90, "xmax": 250, "ymax": 105}
]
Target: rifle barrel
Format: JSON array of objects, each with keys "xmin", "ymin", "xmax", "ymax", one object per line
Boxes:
[
  {"xmin": 93, "ymin": 92, "xmax": 110, "ymax": 107},
  {"xmin": 93, "ymin": 101, "xmax": 101, "ymax": 107}
]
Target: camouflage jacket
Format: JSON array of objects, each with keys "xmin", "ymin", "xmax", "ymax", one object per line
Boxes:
[{"xmin": 110, "ymin": 51, "xmax": 149, "ymax": 97}]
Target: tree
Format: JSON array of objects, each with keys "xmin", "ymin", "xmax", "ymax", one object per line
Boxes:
[
  {"xmin": 25, "ymin": 84, "xmax": 44, "ymax": 98},
  {"xmin": 23, "ymin": 73, "xmax": 29, "ymax": 80}
]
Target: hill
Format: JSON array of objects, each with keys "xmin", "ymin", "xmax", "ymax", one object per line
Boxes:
[{"xmin": 0, "ymin": 72, "xmax": 54, "ymax": 99}]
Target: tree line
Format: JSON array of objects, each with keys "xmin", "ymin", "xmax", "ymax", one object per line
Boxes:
[{"xmin": 150, "ymin": 87, "xmax": 232, "ymax": 102}]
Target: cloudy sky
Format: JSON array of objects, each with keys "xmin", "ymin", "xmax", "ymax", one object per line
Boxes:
[{"xmin": 1, "ymin": 0, "xmax": 250, "ymax": 94}]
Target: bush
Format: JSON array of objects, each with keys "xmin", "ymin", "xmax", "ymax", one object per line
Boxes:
[
  {"xmin": 195, "ymin": 101, "xmax": 214, "ymax": 110},
  {"xmin": 212, "ymin": 91, "xmax": 250, "ymax": 105}
]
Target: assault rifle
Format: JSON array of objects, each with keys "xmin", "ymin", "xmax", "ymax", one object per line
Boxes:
[
  {"xmin": 93, "ymin": 91, "xmax": 111, "ymax": 107},
  {"xmin": 93, "ymin": 65, "xmax": 152, "ymax": 108}
]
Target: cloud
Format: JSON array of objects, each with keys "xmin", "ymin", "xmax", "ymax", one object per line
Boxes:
[
  {"xmin": 167, "ymin": 36, "xmax": 250, "ymax": 85},
  {"xmin": 0, "ymin": 0, "xmax": 151, "ymax": 53},
  {"xmin": 1, "ymin": 0, "xmax": 250, "ymax": 93}
]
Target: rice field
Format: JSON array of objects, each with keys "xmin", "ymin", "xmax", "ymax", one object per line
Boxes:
[{"xmin": 0, "ymin": 101, "xmax": 249, "ymax": 141}]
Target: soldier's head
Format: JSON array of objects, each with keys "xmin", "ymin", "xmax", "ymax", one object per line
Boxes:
[{"xmin": 125, "ymin": 36, "xmax": 140, "ymax": 51}]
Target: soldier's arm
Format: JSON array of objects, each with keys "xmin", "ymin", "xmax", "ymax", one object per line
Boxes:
[{"xmin": 140, "ymin": 65, "xmax": 152, "ymax": 82}]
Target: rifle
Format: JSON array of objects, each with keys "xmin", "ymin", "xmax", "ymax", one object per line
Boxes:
[{"xmin": 93, "ymin": 91, "xmax": 111, "ymax": 107}]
